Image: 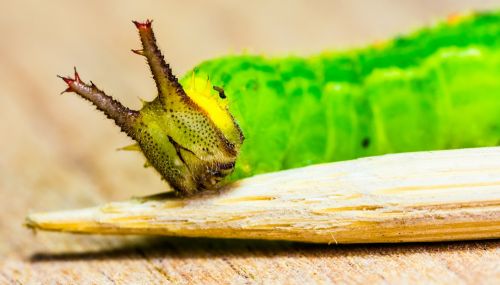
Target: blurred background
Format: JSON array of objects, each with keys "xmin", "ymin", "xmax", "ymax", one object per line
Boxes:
[{"xmin": 0, "ymin": 0, "xmax": 498, "ymax": 262}]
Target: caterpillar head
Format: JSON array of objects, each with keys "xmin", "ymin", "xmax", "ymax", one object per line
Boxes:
[{"xmin": 59, "ymin": 20, "xmax": 244, "ymax": 195}]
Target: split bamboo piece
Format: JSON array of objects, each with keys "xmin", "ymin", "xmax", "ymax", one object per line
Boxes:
[{"xmin": 26, "ymin": 147, "xmax": 500, "ymax": 244}]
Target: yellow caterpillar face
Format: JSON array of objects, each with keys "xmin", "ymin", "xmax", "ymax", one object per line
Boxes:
[{"xmin": 59, "ymin": 20, "xmax": 243, "ymax": 195}]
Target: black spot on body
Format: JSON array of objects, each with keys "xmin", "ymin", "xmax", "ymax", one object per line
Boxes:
[
  {"xmin": 361, "ymin": 137, "xmax": 370, "ymax": 148},
  {"xmin": 213, "ymin": 86, "xmax": 226, "ymax": 99}
]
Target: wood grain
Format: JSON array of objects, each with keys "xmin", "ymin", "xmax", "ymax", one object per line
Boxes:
[
  {"xmin": 1, "ymin": 0, "xmax": 499, "ymax": 284},
  {"xmin": 26, "ymin": 147, "xmax": 500, "ymax": 244}
]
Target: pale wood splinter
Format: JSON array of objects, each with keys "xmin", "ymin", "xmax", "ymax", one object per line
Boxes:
[{"xmin": 26, "ymin": 147, "xmax": 500, "ymax": 244}]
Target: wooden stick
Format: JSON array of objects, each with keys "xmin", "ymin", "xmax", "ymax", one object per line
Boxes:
[{"xmin": 26, "ymin": 147, "xmax": 500, "ymax": 244}]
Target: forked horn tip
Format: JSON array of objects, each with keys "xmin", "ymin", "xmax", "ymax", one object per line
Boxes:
[{"xmin": 132, "ymin": 19, "xmax": 153, "ymax": 29}]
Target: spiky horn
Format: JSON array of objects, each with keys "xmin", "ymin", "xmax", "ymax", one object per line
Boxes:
[
  {"xmin": 132, "ymin": 20, "xmax": 186, "ymax": 100},
  {"xmin": 58, "ymin": 68, "xmax": 139, "ymax": 138}
]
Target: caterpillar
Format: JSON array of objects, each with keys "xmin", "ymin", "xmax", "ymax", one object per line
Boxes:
[
  {"xmin": 183, "ymin": 11, "xmax": 500, "ymax": 180},
  {"xmin": 59, "ymin": 11, "xmax": 500, "ymax": 195}
]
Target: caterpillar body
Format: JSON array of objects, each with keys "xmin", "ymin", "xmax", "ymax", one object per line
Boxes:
[
  {"xmin": 183, "ymin": 11, "xmax": 500, "ymax": 180},
  {"xmin": 59, "ymin": 12, "xmax": 500, "ymax": 195}
]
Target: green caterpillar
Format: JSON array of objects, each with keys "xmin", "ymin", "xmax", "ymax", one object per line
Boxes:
[
  {"xmin": 60, "ymin": 11, "xmax": 500, "ymax": 195},
  {"xmin": 183, "ymin": 11, "xmax": 500, "ymax": 180}
]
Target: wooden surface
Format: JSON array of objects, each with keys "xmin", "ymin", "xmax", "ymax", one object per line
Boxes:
[
  {"xmin": 1, "ymin": 1, "xmax": 499, "ymax": 284},
  {"xmin": 27, "ymin": 147, "xmax": 500, "ymax": 244}
]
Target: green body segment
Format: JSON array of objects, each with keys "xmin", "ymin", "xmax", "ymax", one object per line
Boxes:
[{"xmin": 181, "ymin": 11, "xmax": 500, "ymax": 179}]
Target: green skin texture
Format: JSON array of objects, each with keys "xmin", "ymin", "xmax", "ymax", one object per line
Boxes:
[{"xmin": 181, "ymin": 11, "xmax": 500, "ymax": 180}]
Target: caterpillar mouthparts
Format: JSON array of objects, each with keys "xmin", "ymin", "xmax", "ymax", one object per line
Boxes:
[{"xmin": 59, "ymin": 20, "xmax": 244, "ymax": 195}]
